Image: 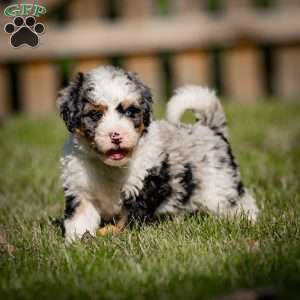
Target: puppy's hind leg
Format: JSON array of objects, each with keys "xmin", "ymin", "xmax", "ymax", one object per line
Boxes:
[
  {"xmin": 198, "ymin": 164, "xmax": 259, "ymax": 223},
  {"xmin": 64, "ymin": 196, "xmax": 101, "ymax": 243},
  {"xmin": 200, "ymin": 188, "xmax": 259, "ymax": 224},
  {"xmin": 233, "ymin": 190, "xmax": 259, "ymax": 223}
]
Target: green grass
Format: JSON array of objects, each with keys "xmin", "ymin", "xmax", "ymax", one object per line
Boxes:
[{"xmin": 1, "ymin": 102, "xmax": 300, "ymax": 300}]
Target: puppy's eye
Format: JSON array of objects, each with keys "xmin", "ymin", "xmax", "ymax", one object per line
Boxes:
[
  {"xmin": 125, "ymin": 106, "xmax": 140, "ymax": 117},
  {"xmin": 85, "ymin": 110, "xmax": 103, "ymax": 121}
]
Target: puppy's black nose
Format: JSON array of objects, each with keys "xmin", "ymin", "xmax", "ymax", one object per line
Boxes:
[{"xmin": 109, "ymin": 132, "xmax": 122, "ymax": 145}]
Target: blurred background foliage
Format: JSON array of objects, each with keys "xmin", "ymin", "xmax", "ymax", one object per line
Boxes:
[{"xmin": 1, "ymin": 0, "xmax": 299, "ymax": 116}]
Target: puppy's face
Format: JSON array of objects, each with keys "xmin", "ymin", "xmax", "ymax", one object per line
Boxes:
[
  {"xmin": 80, "ymin": 98, "xmax": 144, "ymax": 167},
  {"xmin": 57, "ymin": 66, "xmax": 153, "ymax": 167}
]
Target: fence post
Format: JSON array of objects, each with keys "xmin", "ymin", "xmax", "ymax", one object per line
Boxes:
[
  {"xmin": 223, "ymin": 0, "xmax": 263, "ymax": 102},
  {"xmin": 274, "ymin": 0, "xmax": 300, "ymax": 101},
  {"xmin": 20, "ymin": 62, "xmax": 58, "ymax": 114},
  {"xmin": 172, "ymin": 50, "xmax": 212, "ymax": 88},
  {"xmin": 69, "ymin": 0, "xmax": 104, "ymax": 20},
  {"xmin": 275, "ymin": 46, "xmax": 300, "ymax": 101},
  {"xmin": 69, "ymin": 0, "xmax": 107, "ymax": 74},
  {"xmin": 171, "ymin": 0, "xmax": 205, "ymax": 14},
  {"xmin": 0, "ymin": 65, "xmax": 9, "ymax": 118},
  {"xmin": 118, "ymin": 0, "xmax": 153, "ymax": 18},
  {"xmin": 120, "ymin": 0, "xmax": 163, "ymax": 102},
  {"xmin": 172, "ymin": 1, "xmax": 213, "ymax": 90},
  {"xmin": 276, "ymin": 0, "xmax": 299, "ymax": 8}
]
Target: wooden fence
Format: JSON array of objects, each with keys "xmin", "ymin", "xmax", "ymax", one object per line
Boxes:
[{"xmin": 0, "ymin": 0, "xmax": 300, "ymax": 117}]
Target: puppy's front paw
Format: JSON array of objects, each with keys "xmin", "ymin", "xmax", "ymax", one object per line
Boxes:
[
  {"xmin": 64, "ymin": 218, "xmax": 98, "ymax": 243},
  {"xmin": 63, "ymin": 200, "xmax": 101, "ymax": 243}
]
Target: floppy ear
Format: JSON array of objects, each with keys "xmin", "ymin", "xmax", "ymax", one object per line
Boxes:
[
  {"xmin": 57, "ymin": 72, "xmax": 85, "ymax": 133},
  {"xmin": 139, "ymin": 84, "xmax": 153, "ymax": 128},
  {"xmin": 125, "ymin": 71, "xmax": 153, "ymax": 129}
]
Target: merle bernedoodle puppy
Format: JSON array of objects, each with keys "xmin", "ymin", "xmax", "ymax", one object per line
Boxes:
[{"xmin": 57, "ymin": 66, "xmax": 259, "ymax": 242}]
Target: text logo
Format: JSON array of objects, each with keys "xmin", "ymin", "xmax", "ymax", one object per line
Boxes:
[{"xmin": 3, "ymin": 3, "xmax": 46, "ymax": 48}]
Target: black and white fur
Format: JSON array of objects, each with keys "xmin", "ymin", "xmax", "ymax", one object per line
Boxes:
[{"xmin": 57, "ymin": 66, "xmax": 259, "ymax": 242}]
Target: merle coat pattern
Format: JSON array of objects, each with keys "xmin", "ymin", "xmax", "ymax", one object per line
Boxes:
[{"xmin": 57, "ymin": 66, "xmax": 259, "ymax": 242}]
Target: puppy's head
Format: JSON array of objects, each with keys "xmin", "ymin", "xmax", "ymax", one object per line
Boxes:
[{"xmin": 57, "ymin": 66, "xmax": 153, "ymax": 167}]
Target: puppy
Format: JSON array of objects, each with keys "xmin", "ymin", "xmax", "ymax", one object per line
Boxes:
[{"xmin": 57, "ymin": 65, "xmax": 259, "ymax": 242}]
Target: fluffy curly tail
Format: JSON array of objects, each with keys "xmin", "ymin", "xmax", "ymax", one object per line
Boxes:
[{"xmin": 166, "ymin": 85, "xmax": 228, "ymax": 137}]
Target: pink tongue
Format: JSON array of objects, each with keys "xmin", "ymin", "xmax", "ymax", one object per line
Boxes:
[{"xmin": 107, "ymin": 150, "xmax": 126, "ymax": 160}]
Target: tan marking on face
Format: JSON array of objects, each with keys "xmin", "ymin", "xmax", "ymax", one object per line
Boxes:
[
  {"xmin": 75, "ymin": 128, "xmax": 85, "ymax": 137},
  {"xmin": 75, "ymin": 126, "xmax": 97, "ymax": 150},
  {"xmin": 139, "ymin": 122, "xmax": 145, "ymax": 135},
  {"xmin": 120, "ymin": 99, "xmax": 139, "ymax": 110},
  {"xmin": 78, "ymin": 101, "xmax": 107, "ymax": 144},
  {"xmin": 84, "ymin": 101, "xmax": 108, "ymax": 114},
  {"xmin": 118, "ymin": 99, "xmax": 143, "ymax": 133}
]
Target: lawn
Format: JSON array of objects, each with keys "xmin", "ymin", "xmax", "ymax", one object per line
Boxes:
[{"xmin": 0, "ymin": 102, "xmax": 300, "ymax": 300}]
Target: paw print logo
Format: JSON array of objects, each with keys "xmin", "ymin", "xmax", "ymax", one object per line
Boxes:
[{"xmin": 4, "ymin": 16, "xmax": 45, "ymax": 48}]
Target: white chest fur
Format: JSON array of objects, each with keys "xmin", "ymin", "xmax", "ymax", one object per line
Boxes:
[
  {"xmin": 61, "ymin": 125, "xmax": 164, "ymax": 221},
  {"xmin": 87, "ymin": 158, "xmax": 127, "ymax": 219},
  {"xmin": 60, "ymin": 136, "xmax": 129, "ymax": 220}
]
